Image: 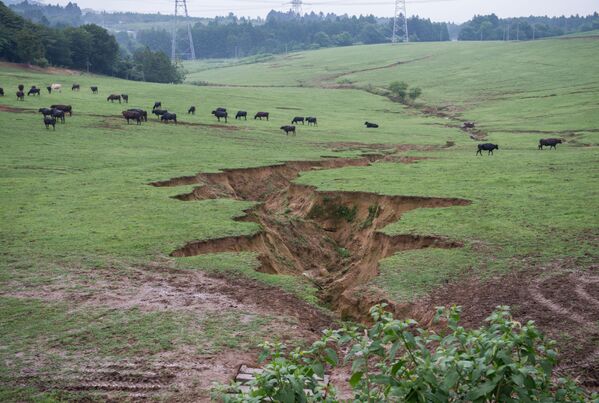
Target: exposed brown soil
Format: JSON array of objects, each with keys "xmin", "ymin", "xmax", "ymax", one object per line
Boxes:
[
  {"xmin": 411, "ymin": 265, "xmax": 599, "ymax": 390},
  {"xmin": 2, "ymin": 264, "xmax": 333, "ymax": 400},
  {"xmin": 152, "ymin": 154, "xmax": 470, "ymax": 320},
  {"xmin": 0, "ymin": 104, "xmax": 36, "ymax": 113},
  {"xmin": 0, "ymin": 61, "xmax": 81, "ymax": 75}
]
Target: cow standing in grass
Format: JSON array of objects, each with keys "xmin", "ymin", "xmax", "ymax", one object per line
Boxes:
[
  {"xmin": 122, "ymin": 110, "xmax": 142, "ymax": 125},
  {"xmin": 91, "ymin": 86, "xmax": 98, "ymax": 94},
  {"xmin": 51, "ymin": 109, "xmax": 65, "ymax": 123},
  {"xmin": 538, "ymin": 138, "xmax": 562, "ymax": 150},
  {"xmin": 51, "ymin": 83, "xmax": 62, "ymax": 93},
  {"xmin": 188, "ymin": 106, "xmax": 196, "ymax": 115},
  {"xmin": 153, "ymin": 109, "xmax": 168, "ymax": 119},
  {"xmin": 51, "ymin": 104, "xmax": 72, "ymax": 116},
  {"xmin": 212, "ymin": 109, "xmax": 228, "ymax": 123},
  {"xmin": 153, "ymin": 102, "xmax": 162, "ymax": 110},
  {"xmin": 161, "ymin": 113, "xmax": 177, "ymax": 124},
  {"xmin": 281, "ymin": 125, "xmax": 296, "ymax": 135},
  {"xmin": 476, "ymin": 143, "xmax": 499, "ymax": 155},
  {"xmin": 28, "ymin": 87, "xmax": 41, "ymax": 96},
  {"xmin": 39, "ymin": 108, "xmax": 53, "ymax": 116},
  {"xmin": 121, "ymin": 94, "xmax": 129, "ymax": 103},
  {"xmin": 46, "ymin": 86, "xmax": 52, "ymax": 94},
  {"xmin": 254, "ymin": 112, "xmax": 269, "ymax": 120},
  {"xmin": 0, "ymin": 88, "xmax": 4, "ymax": 96},
  {"xmin": 16, "ymin": 91, "xmax": 24, "ymax": 101},
  {"xmin": 44, "ymin": 117, "xmax": 57, "ymax": 130},
  {"xmin": 72, "ymin": 84, "xmax": 80, "ymax": 91},
  {"xmin": 127, "ymin": 109, "xmax": 148, "ymax": 122},
  {"xmin": 107, "ymin": 94, "xmax": 121, "ymax": 103},
  {"xmin": 292, "ymin": 117, "xmax": 305, "ymax": 125},
  {"xmin": 307, "ymin": 117, "xmax": 317, "ymax": 126},
  {"xmin": 235, "ymin": 111, "xmax": 247, "ymax": 120}
]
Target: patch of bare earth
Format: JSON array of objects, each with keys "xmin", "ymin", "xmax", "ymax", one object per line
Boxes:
[
  {"xmin": 1, "ymin": 265, "xmax": 333, "ymax": 400},
  {"xmin": 409, "ymin": 264, "xmax": 599, "ymax": 391}
]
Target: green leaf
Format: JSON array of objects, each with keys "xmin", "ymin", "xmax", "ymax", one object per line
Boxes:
[
  {"xmin": 349, "ymin": 371, "xmax": 363, "ymax": 388},
  {"xmin": 442, "ymin": 369, "xmax": 460, "ymax": 390},
  {"xmin": 324, "ymin": 347, "xmax": 338, "ymax": 366},
  {"xmin": 466, "ymin": 380, "xmax": 498, "ymax": 400},
  {"xmin": 311, "ymin": 361, "xmax": 324, "ymax": 378}
]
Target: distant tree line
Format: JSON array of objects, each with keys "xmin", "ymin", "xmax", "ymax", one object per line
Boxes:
[
  {"xmin": 459, "ymin": 13, "xmax": 599, "ymax": 41},
  {"xmin": 0, "ymin": 2, "xmax": 184, "ymax": 83}
]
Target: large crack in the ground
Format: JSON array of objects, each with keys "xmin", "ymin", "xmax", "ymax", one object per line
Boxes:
[{"xmin": 152, "ymin": 154, "xmax": 471, "ymax": 320}]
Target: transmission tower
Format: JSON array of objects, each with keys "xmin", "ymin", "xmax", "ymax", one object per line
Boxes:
[
  {"xmin": 392, "ymin": 0, "xmax": 409, "ymax": 43},
  {"xmin": 290, "ymin": 0, "xmax": 303, "ymax": 15},
  {"xmin": 171, "ymin": 0, "xmax": 196, "ymax": 61}
]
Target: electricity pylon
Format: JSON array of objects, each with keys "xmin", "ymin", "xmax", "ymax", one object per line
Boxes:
[
  {"xmin": 290, "ymin": 0, "xmax": 303, "ymax": 15},
  {"xmin": 392, "ymin": 0, "xmax": 409, "ymax": 43},
  {"xmin": 171, "ymin": 0, "xmax": 196, "ymax": 61}
]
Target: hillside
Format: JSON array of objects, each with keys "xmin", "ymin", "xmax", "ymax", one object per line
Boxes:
[{"xmin": 1, "ymin": 34, "xmax": 598, "ymax": 399}]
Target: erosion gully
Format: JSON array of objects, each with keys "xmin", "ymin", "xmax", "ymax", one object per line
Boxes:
[{"xmin": 151, "ymin": 151, "xmax": 471, "ymax": 321}]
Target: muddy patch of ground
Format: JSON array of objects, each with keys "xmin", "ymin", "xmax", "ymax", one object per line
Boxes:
[
  {"xmin": 152, "ymin": 154, "xmax": 470, "ymax": 321},
  {"xmin": 410, "ymin": 264, "xmax": 599, "ymax": 390},
  {"xmin": 2, "ymin": 264, "xmax": 333, "ymax": 399},
  {"xmin": 0, "ymin": 104, "xmax": 36, "ymax": 113}
]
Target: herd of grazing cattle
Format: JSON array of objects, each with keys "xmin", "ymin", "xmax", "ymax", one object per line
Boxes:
[{"xmin": 0, "ymin": 82, "xmax": 566, "ymax": 152}]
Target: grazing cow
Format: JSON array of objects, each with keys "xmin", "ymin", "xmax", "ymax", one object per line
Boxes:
[
  {"xmin": 476, "ymin": 143, "xmax": 499, "ymax": 156},
  {"xmin": 212, "ymin": 109, "xmax": 228, "ymax": 123},
  {"xmin": 152, "ymin": 109, "xmax": 168, "ymax": 119},
  {"xmin": 38, "ymin": 108, "xmax": 53, "ymax": 116},
  {"xmin": 91, "ymin": 86, "xmax": 98, "ymax": 94},
  {"xmin": 51, "ymin": 109, "xmax": 65, "ymax": 123},
  {"xmin": 46, "ymin": 86, "xmax": 52, "ymax": 94},
  {"xmin": 538, "ymin": 138, "xmax": 563, "ymax": 150},
  {"xmin": 28, "ymin": 87, "xmax": 41, "ymax": 96},
  {"xmin": 292, "ymin": 117, "xmax": 305, "ymax": 125},
  {"xmin": 16, "ymin": 91, "xmax": 25, "ymax": 101},
  {"xmin": 127, "ymin": 109, "xmax": 148, "ymax": 122},
  {"xmin": 235, "ymin": 111, "xmax": 247, "ymax": 120},
  {"xmin": 107, "ymin": 94, "xmax": 121, "ymax": 103},
  {"xmin": 18, "ymin": 84, "xmax": 24, "ymax": 92},
  {"xmin": 51, "ymin": 83, "xmax": 62, "ymax": 92},
  {"xmin": 0, "ymin": 87, "xmax": 4, "ymax": 96},
  {"xmin": 215, "ymin": 107, "xmax": 227, "ymax": 112},
  {"xmin": 463, "ymin": 121, "xmax": 476, "ymax": 129},
  {"xmin": 152, "ymin": 102, "xmax": 162, "ymax": 110},
  {"xmin": 72, "ymin": 84, "xmax": 80, "ymax": 91},
  {"xmin": 161, "ymin": 112, "xmax": 177, "ymax": 124},
  {"xmin": 254, "ymin": 112, "xmax": 269, "ymax": 120},
  {"xmin": 51, "ymin": 104, "xmax": 72, "ymax": 116},
  {"xmin": 121, "ymin": 94, "xmax": 129, "ymax": 103},
  {"xmin": 188, "ymin": 106, "xmax": 196, "ymax": 115},
  {"xmin": 44, "ymin": 116, "xmax": 57, "ymax": 130},
  {"xmin": 307, "ymin": 117, "xmax": 317, "ymax": 126},
  {"xmin": 122, "ymin": 110, "xmax": 142, "ymax": 125},
  {"xmin": 365, "ymin": 122, "xmax": 379, "ymax": 128},
  {"xmin": 281, "ymin": 125, "xmax": 296, "ymax": 135}
]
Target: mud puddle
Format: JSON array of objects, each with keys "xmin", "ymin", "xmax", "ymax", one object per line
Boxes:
[{"xmin": 153, "ymin": 154, "xmax": 470, "ymax": 320}]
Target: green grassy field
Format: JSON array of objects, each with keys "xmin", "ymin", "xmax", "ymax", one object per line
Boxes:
[{"xmin": 1, "ymin": 35, "xmax": 598, "ymax": 399}]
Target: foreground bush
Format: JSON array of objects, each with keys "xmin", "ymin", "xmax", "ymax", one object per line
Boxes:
[{"xmin": 216, "ymin": 305, "xmax": 594, "ymax": 402}]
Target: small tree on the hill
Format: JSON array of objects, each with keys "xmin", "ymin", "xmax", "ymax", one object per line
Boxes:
[
  {"xmin": 388, "ymin": 81, "xmax": 409, "ymax": 101},
  {"xmin": 408, "ymin": 86, "xmax": 422, "ymax": 102},
  {"xmin": 216, "ymin": 305, "xmax": 594, "ymax": 402}
]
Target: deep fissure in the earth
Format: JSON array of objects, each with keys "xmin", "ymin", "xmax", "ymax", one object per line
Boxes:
[{"xmin": 151, "ymin": 154, "xmax": 470, "ymax": 319}]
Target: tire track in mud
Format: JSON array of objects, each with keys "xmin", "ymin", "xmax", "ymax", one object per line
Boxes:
[{"xmin": 152, "ymin": 153, "xmax": 471, "ymax": 320}]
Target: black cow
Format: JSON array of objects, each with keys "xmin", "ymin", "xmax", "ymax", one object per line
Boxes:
[
  {"xmin": 188, "ymin": 106, "xmax": 196, "ymax": 115},
  {"xmin": 18, "ymin": 84, "xmax": 24, "ymax": 92},
  {"xmin": 122, "ymin": 110, "xmax": 142, "ymax": 125},
  {"xmin": 152, "ymin": 102, "xmax": 162, "ymax": 110},
  {"xmin": 0, "ymin": 88, "xmax": 4, "ymax": 96},
  {"xmin": 153, "ymin": 109, "xmax": 168, "ymax": 118},
  {"xmin": 44, "ymin": 116, "xmax": 57, "ymax": 130},
  {"xmin": 16, "ymin": 91, "xmax": 24, "ymax": 101},
  {"xmin": 38, "ymin": 108, "xmax": 53, "ymax": 116},
  {"xmin": 121, "ymin": 94, "xmax": 129, "ymax": 103},
  {"xmin": 51, "ymin": 104, "xmax": 72, "ymax": 116},
  {"xmin": 538, "ymin": 138, "xmax": 562, "ymax": 150},
  {"xmin": 235, "ymin": 111, "xmax": 247, "ymax": 120},
  {"xmin": 255, "ymin": 112, "xmax": 269, "ymax": 120},
  {"xmin": 51, "ymin": 109, "xmax": 65, "ymax": 123},
  {"xmin": 476, "ymin": 143, "xmax": 499, "ymax": 156},
  {"xmin": 72, "ymin": 84, "xmax": 80, "ymax": 91},
  {"xmin": 463, "ymin": 121, "xmax": 476, "ymax": 129},
  {"xmin": 281, "ymin": 125, "xmax": 296, "ymax": 135},
  {"xmin": 91, "ymin": 86, "xmax": 98, "ymax": 94},
  {"xmin": 215, "ymin": 107, "xmax": 227, "ymax": 112},
  {"xmin": 212, "ymin": 110, "xmax": 228, "ymax": 123},
  {"xmin": 161, "ymin": 112, "xmax": 177, "ymax": 124},
  {"xmin": 365, "ymin": 122, "xmax": 379, "ymax": 128},
  {"xmin": 127, "ymin": 109, "xmax": 148, "ymax": 122},
  {"xmin": 28, "ymin": 87, "xmax": 41, "ymax": 96},
  {"xmin": 107, "ymin": 94, "xmax": 121, "ymax": 103},
  {"xmin": 292, "ymin": 117, "xmax": 305, "ymax": 125},
  {"xmin": 46, "ymin": 86, "xmax": 52, "ymax": 94},
  {"xmin": 307, "ymin": 117, "xmax": 317, "ymax": 126}
]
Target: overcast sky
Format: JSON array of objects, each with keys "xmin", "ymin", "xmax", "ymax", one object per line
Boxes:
[{"xmin": 50, "ymin": 0, "xmax": 598, "ymax": 23}]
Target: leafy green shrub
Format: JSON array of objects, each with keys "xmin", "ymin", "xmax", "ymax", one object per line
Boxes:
[
  {"xmin": 217, "ymin": 305, "xmax": 593, "ymax": 402},
  {"xmin": 409, "ymin": 87, "xmax": 423, "ymax": 102},
  {"xmin": 389, "ymin": 81, "xmax": 409, "ymax": 101}
]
